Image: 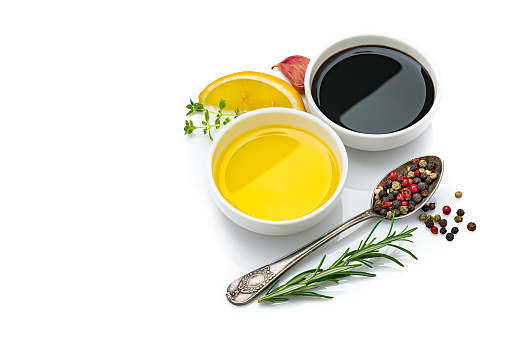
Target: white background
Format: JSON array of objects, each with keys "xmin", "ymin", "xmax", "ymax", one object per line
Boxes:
[{"xmin": 1, "ymin": 1, "xmax": 507, "ymax": 338}]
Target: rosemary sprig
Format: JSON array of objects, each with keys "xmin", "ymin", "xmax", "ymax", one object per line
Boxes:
[
  {"xmin": 184, "ymin": 98, "xmax": 240, "ymax": 141},
  {"xmin": 258, "ymin": 216, "xmax": 418, "ymax": 303}
]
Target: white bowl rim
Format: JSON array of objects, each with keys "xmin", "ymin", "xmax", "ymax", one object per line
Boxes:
[
  {"xmin": 207, "ymin": 107, "xmax": 349, "ymax": 226},
  {"xmin": 304, "ymin": 32, "xmax": 442, "ymax": 141}
]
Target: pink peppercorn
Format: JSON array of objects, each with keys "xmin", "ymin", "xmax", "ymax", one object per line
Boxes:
[{"xmin": 410, "ymin": 184, "xmax": 418, "ymax": 193}]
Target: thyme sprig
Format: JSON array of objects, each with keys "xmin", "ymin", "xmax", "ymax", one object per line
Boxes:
[
  {"xmin": 258, "ymin": 216, "xmax": 418, "ymax": 303},
  {"xmin": 184, "ymin": 98, "xmax": 240, "ymax": 141}
]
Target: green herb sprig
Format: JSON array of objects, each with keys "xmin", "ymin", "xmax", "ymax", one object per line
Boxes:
[
  {"xmin": 258, "ymin": 216, "xmax": 418, "ymax": 303},
  {"xmin": 184, "ymin": 98, "xmax": 240, "ymax": 141}
]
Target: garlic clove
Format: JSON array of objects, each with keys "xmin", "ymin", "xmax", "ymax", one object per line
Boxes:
[{"xmin": 272, "ymin": 55, "xmax": 310, "ymax": 94}]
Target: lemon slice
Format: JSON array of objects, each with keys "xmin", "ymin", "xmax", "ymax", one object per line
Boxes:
[{"xmin": 198, "ymin": 71, "xmax": 306, "ymax": 113}]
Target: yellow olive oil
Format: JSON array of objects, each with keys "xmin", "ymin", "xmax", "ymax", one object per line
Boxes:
[{"xmin": 213, "ymin": 124, "xmax": 340, "ymax": 221}]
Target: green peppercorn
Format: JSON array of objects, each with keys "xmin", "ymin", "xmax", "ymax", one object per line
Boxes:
[
  {"xmin": 386, "ymin": 210, "xmax": 393, "ymax": 219},
  {"xmin": 419, "ymin": 213, "xmax": 427, "ymax": 221},
  {"xmin": 430, "ymin": 172, "xmax": 438, "ymax": 180},
  {"xmin": 392, "ymin": 181, "xmax": 402, "ymax": 190},
  {"xmin": 407, "ymin": 171, "xmax": 415, "ymax": 178},
  {"xmin": 434, "ymin": 214, "xmax": 441, "ymax": 222},
  {"xmin": 454, "ymin": 215, "xmax": 463, "ymax": 223},
  {"xmin": 427, "ymin": 215, "xmax": 434, "ymax": 222},
  {"xmin": 419, "ymin": 159, "xmax": 427, "ymax": 168},
  {"xmin": 399, "ymin": 206, "xmax": 408, "ymax": 215},
  {"xmin": 455, "ymin": 191, "xmax": 463, "ymax": 198}
]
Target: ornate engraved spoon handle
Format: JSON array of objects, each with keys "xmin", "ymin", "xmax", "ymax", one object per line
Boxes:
[{"xmin": 226, "ymin": 209, "xmax": 376, "ymax": 305}]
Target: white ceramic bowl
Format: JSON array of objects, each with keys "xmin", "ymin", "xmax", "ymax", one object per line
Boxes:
[
  {"xmin": 207, "ymin": 108, "xmax": 348, "ymax": 236},
  {"xmin": 304, "ymin": 34, "xmax": 442, "ymax": 151}
]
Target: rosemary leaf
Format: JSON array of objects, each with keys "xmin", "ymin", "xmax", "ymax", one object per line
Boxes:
[{"xmin": 258, "ymin": 215, "xmax": 418, "ymax": 304}]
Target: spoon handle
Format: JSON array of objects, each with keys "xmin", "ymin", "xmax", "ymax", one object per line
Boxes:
[{"xmin": 226, "ymin": 209, "xmax": 377, "ymax": 305}]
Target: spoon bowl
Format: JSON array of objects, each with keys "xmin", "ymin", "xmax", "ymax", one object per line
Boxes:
[
  {"xmin": 226, "ymin": 155, "xmax": 444, "ymax": 305},
  {"xmin": 371, "ymin": 155, "xmax": 444, "ymax": 220}
]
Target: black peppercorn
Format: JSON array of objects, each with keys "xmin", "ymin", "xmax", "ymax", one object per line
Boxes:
[
  {"xmin": 413, "ymin": 177, "xmax": 421, "ymax": 184},
  {"xmin": 373, "ymin": 203, "xmax": 382, "ymax": 212},
  {"xmin": 393, "ymin": 209, "xmax": 401, "ymax": 217},
  {"xmin": 412, "ymin": 193, "xmax": 422, "ymax": 203},
  {"xmin": 425, "ymin": 176, "xmax": 433, "ymax": 185},
  {"xmin": 440, "ymin": 227, "xmax": 447, "ymax": 234},
  {"xmin": 380, "ymin": 209, "xmax": 387, "ymax": 217},
  {"xmin": 392, "ymin": 200, "xmax": 402, "ymax": 209},
  {"xmin": 421, "ymin": 189, "xmax": 429, "ymax": 197},
  {"xmin": 451, "ymin": 226, "xmax": 459, "ymax": 234},
  {"xmin": 417, "ymin": 182, "xmax": 427, "ymax": 191},
  {"xmin": 456, "ymin": 209, "xmax": 465, "ymax": 216},
  {"xmin": 446, "ymin": 233, "xmax": 454, "ymax": 241},
  {"xmin": 467, "ymin": 222, "xmax": 476, "ymax": 231},
  {"xmin": 424, "ymin": 220, "xmax": 434, "ymax": 228},
  {"xmin": 379, "ymin": 190, "xmax": 387, "ymax": 198},
  {"xmin": 410, "ymin": 164, "xmax": 419, "ymax": 171},
  {"xmin": 422, "ymin": 204, "xmax": 430, "ymax": 212},
  {"xmin": 428, "ymin": 202, "xmax": 436, "ymax": 210},
  {"xmin": 438, "ymin": 219, "xmax": 447, "ymax": 227}
]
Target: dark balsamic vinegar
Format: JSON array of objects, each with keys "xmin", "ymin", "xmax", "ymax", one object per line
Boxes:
[{"xmin": 311, "ymin": 45, "xmax": 434, "ymax": 134}]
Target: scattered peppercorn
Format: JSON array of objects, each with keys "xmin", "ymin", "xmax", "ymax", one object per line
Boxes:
[
  {"xmin": 424, "ymin": 220, "xmax": 434, "ymax": 228},
  {"xmin": 427, "ymin": 215, "xmax": 434, "ymax": 222},
  {"xmin": 440, "ymin": 227, "xmax": 447, "ymax": 234},
  {"xmin": 442, "ymin": 205, "xmax": 452, "ymax": 215},
  {"xmin": 455, "ymin": 191, "xmax": 463, "ymax": 198},
  {"xmin": 428, "ymin": 202, "xmax": 436, "ymax": 210},
  {"xmin": 467, "ymin": 222, "xmax": 476, "ymax": 231},
  {"xmin": 456, "ymin": 209, "xmax": 465, "ymax": 216},
  {"xmin": 431, "ymin": 226, "xmax": 438, "ymax": 234},
  {"xmin": 451, "ymin": 226, "xmax": 459, "ymax": 234},
  {"xmin": 438, "ymin": 219, "xmax": 447, "ymax": 227},
  {"xmin": 434, "ymin": 214, "xmax": 441, "ymax": 222},
  {"xmin": 419, "ymin": 213, "xmax": 427, "ymax": 221},
  {"xmin": 446, "ymin": 233, "xmax": 454, "ymax": 241},
  {"xmin": 454, "ymin": 215, "xmax": 463, "ymax": 223}
]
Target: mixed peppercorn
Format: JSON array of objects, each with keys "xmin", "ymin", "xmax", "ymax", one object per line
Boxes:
[
  {"xmin": 373, "ymin": 157, "xmax": 440, "ymax": 218},
  {"xmin": 418, "ymin": 190, "xmax": 477, "ymax": 241}
]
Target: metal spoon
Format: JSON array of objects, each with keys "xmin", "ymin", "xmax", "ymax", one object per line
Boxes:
[{"xmin": 226, "ymin": 155, "xmax": 444, "ymax": 305}]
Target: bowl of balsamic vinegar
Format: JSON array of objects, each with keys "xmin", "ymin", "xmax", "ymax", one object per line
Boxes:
[{"xmin": 304, "ymin": 34, "xmax": 442, "ymax": 151}]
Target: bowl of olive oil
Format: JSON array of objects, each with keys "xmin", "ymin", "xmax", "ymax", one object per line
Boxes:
[{"xmin": 208, "ymin": 108, "xmax": 348, "ymax": 235}]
